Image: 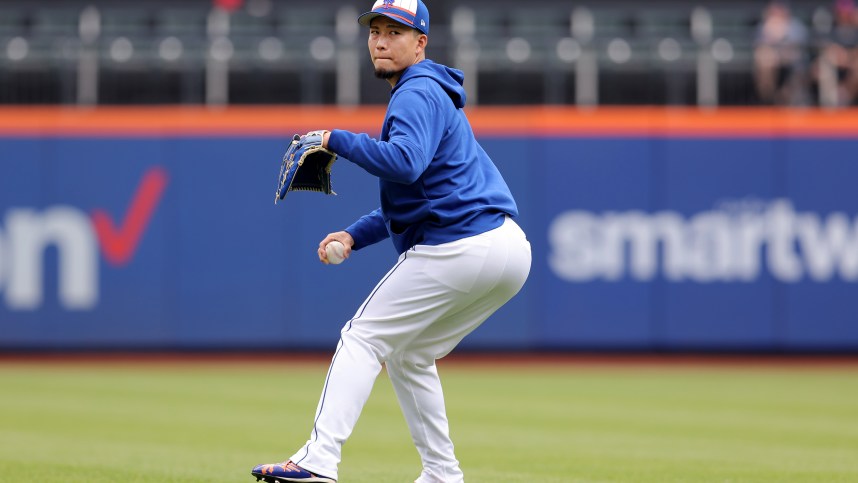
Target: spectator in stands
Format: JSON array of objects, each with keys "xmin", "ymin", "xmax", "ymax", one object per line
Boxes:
[
  {"xmin": 753, "ymin": 1, "xmax": 810, "ymax": 105},
  {"xmin": 816, "ymin": 0, "xmax": 858, "ymax": 105}
]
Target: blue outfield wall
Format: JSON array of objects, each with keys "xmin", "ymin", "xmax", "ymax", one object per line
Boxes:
[{"xmin": 1, "ymin": 134, "xmax": 858, "ymax": 351}]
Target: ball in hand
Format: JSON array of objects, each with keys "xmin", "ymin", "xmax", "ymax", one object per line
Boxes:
[{"xmin": 325, "ymin": 240, "xmax": 346, "ymax": 265}]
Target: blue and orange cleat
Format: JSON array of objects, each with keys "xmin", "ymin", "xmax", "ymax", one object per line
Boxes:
[{"xmin": 251, "ymin": 460, "xmax": 336, "ymax": 483}]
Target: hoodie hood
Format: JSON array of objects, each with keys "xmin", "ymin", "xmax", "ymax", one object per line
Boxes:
[{"xmin": 392, "ymin": 60, "xmax": 467, "ymax": 109}]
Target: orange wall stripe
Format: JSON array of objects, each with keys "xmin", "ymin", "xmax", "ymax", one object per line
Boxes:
[
  {"xmin": 0, "ymin": 106, "xmax": 857, "ymax": 137},
  {"xmin": 0, "ymin": 106, "xmax": 387, "ymax": 137},
  {"xmin": 466, "ymin": 107, "xmax": 858, "ymax": 137}
]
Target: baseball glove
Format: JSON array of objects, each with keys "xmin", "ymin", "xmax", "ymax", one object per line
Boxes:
[{"xmin": 274, "ymin": 131, "xmax": 337, "ymax": 204}]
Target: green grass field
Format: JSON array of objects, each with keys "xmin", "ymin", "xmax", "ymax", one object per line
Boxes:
[{"xmin": 1, "ymin": 359, "xmax": 857, "ymax": 483}]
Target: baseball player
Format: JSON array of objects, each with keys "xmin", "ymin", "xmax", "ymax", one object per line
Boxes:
[{"xmin": 252, "ymin": 1, "xmax": 531, "ymax": 482}]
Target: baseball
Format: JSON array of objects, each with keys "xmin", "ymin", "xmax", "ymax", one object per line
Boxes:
[{"xmin": 325, "ymin": 240, "xmax": 346, "ymax": 265}]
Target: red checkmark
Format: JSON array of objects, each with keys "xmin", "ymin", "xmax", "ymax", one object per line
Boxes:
[{"xmin": 91, "ymin": 166, "xmax": 169, "ymax": 266}]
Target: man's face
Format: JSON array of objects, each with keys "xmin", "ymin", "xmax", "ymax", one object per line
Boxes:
[{"xmin": 368, "ymin": 17, "xmax": 425, "ymax": 79}]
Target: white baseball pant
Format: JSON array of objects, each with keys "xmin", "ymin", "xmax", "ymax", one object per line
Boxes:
[{"xmin": 290, "ymin": 216, "xmax": 531, "ymax": 482}]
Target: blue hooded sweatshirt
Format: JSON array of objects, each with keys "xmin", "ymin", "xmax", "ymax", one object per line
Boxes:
[{"xmin": 327, "ymin": 59, "xmax": 518, "ymax": 255}]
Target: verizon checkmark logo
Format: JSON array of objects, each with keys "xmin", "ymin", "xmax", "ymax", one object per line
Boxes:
[
  {"xmin": 1, "ymin": 166, "xmax": 169, "ymax": 310},
  {"xmin": 91, "ymin": 167, "xmax": 169, "ymax": 266}
]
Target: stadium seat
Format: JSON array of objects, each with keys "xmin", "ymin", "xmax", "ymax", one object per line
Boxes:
[
  {"xmin": 275, "ymin": 6, "xmax": 336, "ymax": 38},
  {"xmin": 706, "ymin": 7, "xmax": 760, "ymax": 42},
  {"xmin": 589, "ymin": 7, "xmax": 636, "ymax": 40},
  {"xmin": 0, "ymin": 7, "xmax": 29, "ymax": 37},
  {"xmin": 230, "ymin": 10, "xmax": 276, "ymax": 37},
  {"xmin": 637, "ymin": 7, "xmax": 693, "ymax": 41},
  {"xmin": 154, "ymin": 6, "xmax": 208, "ymax": 38},
  {"xmin": 31, "ymin": 7, "xmax": 82, "ymax": 38},
  {"xmin": 100, "ymin": 8, "xmax": 153, "ymax": 38},
  {"xmin": 507, "ymin": 7, "xmax": 568, "ymax": 39}
]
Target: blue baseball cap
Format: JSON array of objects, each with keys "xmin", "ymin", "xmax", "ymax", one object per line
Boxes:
[{"xmin": 358, "ymin": 0, "xmax": 430, "ymax": 35}]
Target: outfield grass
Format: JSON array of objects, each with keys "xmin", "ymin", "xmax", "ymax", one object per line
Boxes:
[{"xmin": 0, "ymin": 359, "xmax": 857, "ymax": 482}]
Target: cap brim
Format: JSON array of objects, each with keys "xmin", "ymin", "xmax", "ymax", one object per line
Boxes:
[
  {"xmin": 358, "ymin": 12, "xmax": 388, "ymax": 27},
  {"xmin": 357, "ymin": 11, "xmax": 382, "ymax": 27}
]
